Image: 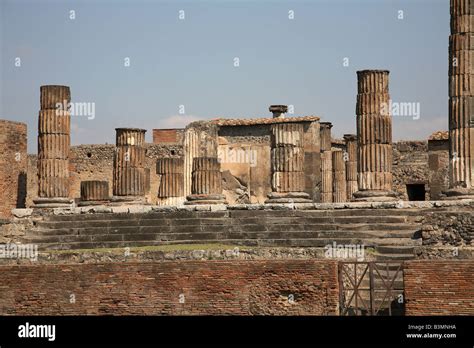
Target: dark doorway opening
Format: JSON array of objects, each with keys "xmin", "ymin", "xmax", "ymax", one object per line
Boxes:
[{"xmin": 406, "ymin": 184, "xmax": 426, "ymax": 201}]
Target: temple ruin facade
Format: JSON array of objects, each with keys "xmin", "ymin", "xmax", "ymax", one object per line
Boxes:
[{"xmin": 0, "ymin": 0, "xmax": 473, "ymax": 318}]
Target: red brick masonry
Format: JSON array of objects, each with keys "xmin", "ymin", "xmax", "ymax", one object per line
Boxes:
[
  {"xmin": 0, "ymin": 260, "xmax": 339, "ymax": 315},
  {"xmin": 0, "ymin": 120, "xmax": 27, "ymax": 218},
  {"xmin": 153, "ymin": 129, "xmax": 181, "ymax": 144},
  {"xmin": 404, "ymin": 261, "xmax": 474, "ymax": 315}
]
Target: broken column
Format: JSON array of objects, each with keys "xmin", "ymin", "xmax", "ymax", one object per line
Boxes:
[
  {"xmin": 112, "ymin": 128, "xmax": 147, "ymax": 204},
  {"xmin": 183, "ymin": 121, "xmax": 219, "ymax": 197},
  {"xmin": 186, "ymin": 157, "xmax": 226, "ymax": 204},
  {"xmin": 320, "ymin": 122, "xmax": 333, "ymax": 203},
  {"xmin": 353, "ymin": 70, "xmax": 397, "ymax": 201},
  {"xmin": 79, "ymin": 181, "xmax": 109, "ymax": 206},
  {"xmin": 445, "ymin": 0, "xmax": 474, "ymax": 198},
  {"xmin": 344, "ymin": 134, "xmax": 358, "ymax": 200},
  {"xmin": 156, "ymin": 158, "xmax": 185, "ymax": 206},
  {"xmin": 34, "ymin": 85, "xmax": 73, "ymax": 208},
  {"xmin": 332, "ymin": 150, "xmax": 347, "ymax": 203},
  {"xmin": 266, "ymin": 107, "xmax": 311, "ymax": 203}
]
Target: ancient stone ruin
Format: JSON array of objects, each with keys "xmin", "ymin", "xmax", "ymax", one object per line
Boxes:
[{"xmin": 0, "ymin": 0, "xmax": 473, "ymax": 318}]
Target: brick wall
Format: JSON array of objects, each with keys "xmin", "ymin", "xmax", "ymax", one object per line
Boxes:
[
  {"xmin": 0, "ymin": 120, "xmax": 27, "ymax": 219},
  {"xmin": 0, "ymin": 260, "xmax": 339, "ymax": 315},
  {"xmin": 404, "ymin": 261, "xmax": 474, "ymax": 315},
  {"xmin": 153, "ymin": 129, "xmax": 184, "ymax": 144}
]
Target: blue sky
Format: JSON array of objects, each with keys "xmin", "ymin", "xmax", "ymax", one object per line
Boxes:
[{"xmin": 1, "ymin": 0, "xmax": 448, "ymax": 152}]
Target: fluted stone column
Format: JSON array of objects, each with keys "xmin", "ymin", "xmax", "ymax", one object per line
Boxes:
[
  {"xmin": 79, "ymin": 181, "xmax": 109, "ymax": 206},
  {"xmin": 185, "ymin": 157, "xmax": 226, "ymax": 204},
  {"xmin": 332, "ymin": 150, "xmax": 347, "ymax": 203},
  {"xmin": 320, "ymin": 122, "xmax": 333, "ymax": 203},
  {"xmin": 112, "ymin": 128, "xmax": 147, "ymax": 204},
  {"xmin": 353, "ymin": 70, "xmax": 397, "ymax": 202},
  {"xmin": 266, "ymin": 108, "xmax": 311, "ymax": 203},
  {"xmin": 445, "ymin": 0, "xmax": 474, "ymax": 198},
  {"xmin": 156, "ymin": 158, "xmax": 185, "ymax": 206},
  {"xmin": 183, "ymin": 122, "xmax": 219, "ymax": 197},
  {"xmin": 34, "ymin": 85, "xmax": 73, "ymax": 208},
  {"xmin": 344, "ymin": 134, "xmax": 358, "ymax": 200}
]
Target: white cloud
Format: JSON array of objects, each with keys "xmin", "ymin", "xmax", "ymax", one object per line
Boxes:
[{"xmin": 155, "ymin": 114, "xmax": 202, "ymax": 129}]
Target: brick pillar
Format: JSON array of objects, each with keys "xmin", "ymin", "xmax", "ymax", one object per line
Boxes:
[
  {"xmin": 185, "ymin": 157, "xmax": 226, "ymax": 205},
  {"xmin": 353, "ymin": 70, "xmax": 397, "ymax": 202},
  {"xmin": 79, "ymin": 181, "xmax": 109, "ymax": 206},
  {"xmin": 266, "ymin": 117, "xmax": 311, "ymax": 203},
  {"xmin": 332, "ymin": 150, "xmax": 347, "ymax": 203},
  {"xmin": 112, "ymin": 128, "xmax": 147, "ymax": 204},
  {"xmin": 320, "ymin": 122, "xmax": 333, "ymax": 203},
  {"xmin": 34, "ymin": 85, "xmax": 73, "ymax": 208},
  {"xmin": 156, "ymin": 158, "xmax": 185, "ymax": 206},
  {"xmin": 445, "ymin": 0, "xmax": 474, "ymax": 198},
  {"xmin": 344, "ymin": 134, "xmax": 358, "ymax": 200}
]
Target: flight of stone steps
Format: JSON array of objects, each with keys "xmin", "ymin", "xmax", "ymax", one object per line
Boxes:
[{"xmin": 21, "ymin": 208, "xmax": 422, "ymax": 260}]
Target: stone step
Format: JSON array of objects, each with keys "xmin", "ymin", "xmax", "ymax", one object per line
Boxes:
[
  {"xmin": 29, "ymin": 237, "xmax": 421, "ymax": 251},
  {"xmin": 376, "ymin": 245, "xmax": 415, "ymax": 254},
  {"xmin": 23, "ymin": 230, "xmax": 421, "ymax": 245},
  {"xmin": 359, "ymin": 278, "xmax": 404, "ymax": 288},
  {"xmin": 37, "ymin": 216, "xmax": 414, "ymax": 228},
  {"xmin": 375, "ymin": 253, "xmax": 415, "ymax": 261},
  {"xmin": 34, "ymin": 219, "xmax": 420, "ymax": 232},
  {"xmin": 43, "ymin": 208, "xmax": 427, "ymax": 222},
  {"xmin": 29, "ymin": 227, "xmax": 419, "ymax": 240}
]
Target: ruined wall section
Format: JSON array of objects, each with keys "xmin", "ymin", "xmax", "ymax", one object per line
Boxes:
[
  {"xmin": 218, "ymin": 125, "xmax": 272, "ymax": 204},
  {"xmin": 0, "ymin": 260, "xmax": 339, "ymax": 315},
  {"xmin": 428, "ymin": 138, "xmax": 450, "ymax": 200},
  {"xmin": 392, "ymin": 141, "xmax": 430, "ymax": 200},
  {"xmin": 421, "ymin": 208, "xmax": 474, "ymax": 246},
  {"xmin": 405, "ymin": 261, "xmax": 474, "ymax": 315},
  {"xmin": 0, "ymin": 120, "xmax": 27, "ymax": 218},
  {"xmin": 27, "ymin": 144, "xmax": 183, "ymax": 206}
]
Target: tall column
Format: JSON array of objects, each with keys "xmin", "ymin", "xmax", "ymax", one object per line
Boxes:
[
  {"xmin": 156, "ymin": 158, "xmax": 185, "ymax": 206},
  {"xmin": 34, "ymin": 85, "xmax": 73, "ymax": 208},
  {"xmin": 185, "ymin": 157, "xmax": 227, "ymax": 204},
  {"xmin": 344, "ymin": 134, "xmax": 358, "ymax": 200},
  {"xmin": 445, "ymin": 0, "xmax": 474, "ymax": 198},
  {"xmin": 112, "ymin": 128, "xmax": 147, "ymax": 204},
  {"xmin": 266, "ymin": 107, "xmax": 311, "ymax": 203},
  {"xmin": 320, "ymin": 122, "xmax": 333, "ymax": 203},
  {"xmin": 353, "ymin": 70, "xmax": 397, "ymax": 202},
  {"xmin": 332, "ymin": 150, "xmax": 347, "ymax": 203}
]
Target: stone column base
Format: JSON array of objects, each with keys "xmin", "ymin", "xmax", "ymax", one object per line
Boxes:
[
  {"xmin": 78, "ymin": 200, "xmax": 111, "ymax": 207},
  {"xmin": 110, "ymin": 196, "xmax": 148, "ymax": 205},
  {"xmin": 441, "ymin": 187, "xmax": 474, "ymax": 200},
  {"xmin": 185, "ymin": 194, "xmax": 227, "ymax": 205},
  {"xmin": 265, "ymin": 192, "xmax": 312, "ymax": 203},
  {"xmin": 157, "ymin": 197, "xmax": 186, "ymax": 206},
  {"xmin": 33, "ymin": 197, "xmax": 74, "ymax": 208},
  {"xmin": 352, "ymin": 190, "xmax": 398, "ymax": 202}
]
